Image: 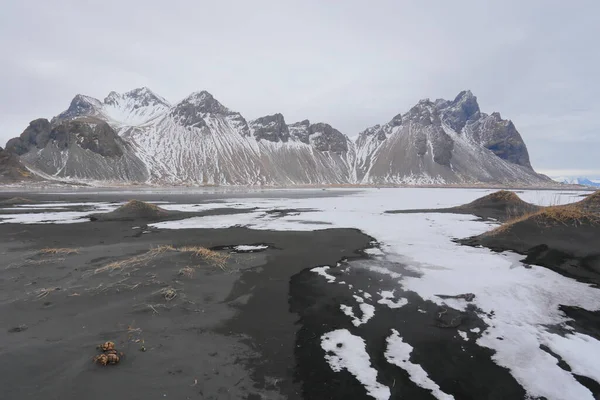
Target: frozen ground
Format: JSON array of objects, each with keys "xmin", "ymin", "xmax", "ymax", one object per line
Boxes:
[{"xmin": 1, "ymin": 187, "xmax": 597, "ymax": 399}]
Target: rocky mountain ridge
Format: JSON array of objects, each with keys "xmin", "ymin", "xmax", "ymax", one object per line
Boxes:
[{"xmin": 2, "ymin": 88, "xmax": 550, "ymax": 186}]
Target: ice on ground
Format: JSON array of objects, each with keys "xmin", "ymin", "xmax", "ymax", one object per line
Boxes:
[
  {"xmin": 542, "ymin": 332, "xmax": 600, "ymax": 383},
  {"xmin": 233, "ymin": 245, "xmax": 268, "ymax": 251},
  {"xmin": 321, "ymin": 329, "xmax": 390, "ymax": 400},
  {"xmin": 364, "ymin": 265, "xmax": 402, "ymax": 280},
  {"xmin": 377, "ymin": 290, "xmax": 408, "ymax": 309},
  {"xmin": 311, "ymin": 266, "xmax": 336, "ymax": 283},
  {"xmin": 340, "ymin": 303, "xmax": 376, "ymax": 327},
  {"xmin": 0, "ymin": 202, "xmax": 117, "ymax": 224},
  {"xmin": 353, "ymin": 295, "xmax": 365, "ymax": 303},
  {"xmin": 364, "ymin": 247, "xmax": 385, "ymax": 256},
  {"xmin": 385, "ymin": 329, "xmax": 455, "ymax": 400}
]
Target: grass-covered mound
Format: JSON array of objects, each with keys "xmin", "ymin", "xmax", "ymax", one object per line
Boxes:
[{"xmin": 460, "ymin": 190, "xmax": 600, "ymax": 285}]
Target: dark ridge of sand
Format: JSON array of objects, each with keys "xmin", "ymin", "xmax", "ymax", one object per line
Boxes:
[
  {"xmin": 386, "ymin": 190, "xmax": 541, "ymax": 222},
  {"xmin": 458, "ymin": 192, "xmax": 600, "ymax": 286},
  {"xmin": 0, "ymin": 196, "xmax": 35, "ymax": 205},
  {"xmin": 89, "ymin": 199, "xmax": 257, "ymax": 223},
  {"xmin": 89, "ymin": 199, "xmax": 172, "ymax": 221}
]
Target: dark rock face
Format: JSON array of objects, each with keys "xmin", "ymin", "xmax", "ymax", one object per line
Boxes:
[
  {"xmin": 441, "ymin": 90, "xmax": 481, "ymax": 132},
  {"xmin": 0, "ymin": 147, "xmax": 35, "ymax": 182},
  {"xmin": 288, "ymin": 120, "xmax": 311, "ymax": 144},
  {"xmin": 251, "ymin": 113, "xmax": 290, "ymax": 142},
  {"xmin": 6, "ymin": 119, "xmax": 52, "ymax": 155},
  {"xmin": 7, "ymin": 118, "xmax": 124, "ymax": 158},
  {"xmin": 468, "ymin": 113, "xmax": 532, "ymax": 169},
  {"xmin": 308, "ymin": 123, "xmax": 348, "ymax": 152},
  {"xmin": 429, "ymin": 126, "xmax": 454, "ymax": 165}
]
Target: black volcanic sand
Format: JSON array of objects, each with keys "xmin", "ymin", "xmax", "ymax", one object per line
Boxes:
[
  {"xmin": 386, "ymin": 190, "xmax": 540, "ymax": 222},
  {"xmin": 0, "ymin": 213, "xmax": 373, "ymax": 399},
  {"xmin": 289, "ymin": 257, "xmax": 528, "ymax": 400},
  {"xmin": 4, "ymin": 191, "xmax": 588, "ymax": 399}
]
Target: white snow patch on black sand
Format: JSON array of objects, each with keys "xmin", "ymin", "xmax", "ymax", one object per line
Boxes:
[
  {"xmin": 385, "ymin": 329, "xmax": 455, "ymax": 400},
  {"xmin": 321, "ymin": 329, "xmax": 390, "ymax": 400}
]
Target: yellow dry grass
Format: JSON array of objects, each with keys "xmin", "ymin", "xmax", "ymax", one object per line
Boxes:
[
  {"xmin": 39, "ymin": 248, "xmax": 79, "ymax": 255},
  {"xmin": 94, "ymin": 245, "xmax": 229, "ymax": 274},
  {"xmin": 178, "ymin": 266, "xmax": 195, "ymax": 278},
  {"xmin": 485, "ymin": 203, "xmax": 600, "ymax": 236}
]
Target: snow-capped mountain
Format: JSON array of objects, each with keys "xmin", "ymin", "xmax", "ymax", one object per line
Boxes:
[
  {"xmin": 4, "ymin": 88, "xmax": 550, "ymax": 186},
  {"xmin": 552, "ymin": 176, "xmax": 600, "ymax": 188},
  {"xmin": 355, "ymin": 91, "xmax": 547, "ymax": 185}
]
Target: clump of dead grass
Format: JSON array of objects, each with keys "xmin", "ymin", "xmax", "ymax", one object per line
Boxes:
[
  {"xmin": 94, "ymin": 245, "xmax": 229, "ymax": 275},
  {"xmin": 178, "ymin": 266, "xmax": 195, "ymax": 278},
  {"xmin": 178, "ymin": 246, "xmax": 230, "ymax": 270},
  {"xmin": 485, "ymin": 203, "xmax": 600, "ymax": 236},
  {"xmin": 39, "ymin": 248, "xmax": 79, "ymax": 255}
]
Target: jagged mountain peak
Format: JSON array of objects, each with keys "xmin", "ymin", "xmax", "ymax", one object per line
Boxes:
[
  {"xmin": 177, "ymin": 91, "xmax": 229, "ymax": 114},
  {"xmin": 442, "ymin": 89, "xmax": 481, "ymax": 131},
  {"xmin": 170, "ymin": 91, "xmax": 241, "ymax": 129},
  {"xmin": 249, "ymin": 113, "xmax": 289, "ymax": 143},
  {"xmin": 57, "ymin": 94, "xmax": 103, "ymax": 121},
  {"xmin": 104, "ymin": 87, "xmax": 170, "ymax": 108}
]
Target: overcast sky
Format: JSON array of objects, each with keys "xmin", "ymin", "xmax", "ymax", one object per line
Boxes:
[{"xmin": 1, "ymin": 0, "xmax": 598, "ymax": 176}]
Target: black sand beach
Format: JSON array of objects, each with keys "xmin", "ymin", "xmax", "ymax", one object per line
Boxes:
[{"xmin": 1, "ymin": 189, "xmax": 599, "ymax": 399}]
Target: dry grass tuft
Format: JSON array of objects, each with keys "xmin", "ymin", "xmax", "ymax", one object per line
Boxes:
[
  {"xmin": 94, "ymin": 245, "xmax": 229, "ymax": 275},
  {"xmin": 158, "ymin": 287, "xmax": 178, "ymax": 301},
  {"xmin": 178, "ymin": 246, "xmax": 230, "ymax": 270},
  {"xmin": 485, "ymin": 203, "xmax": 600, "ymax": 236},
  {"xmin": 178, "ymin": 266, "xmax": 195, "ymax": 278},
  {"xmin": 39, "ymin": 248, "xmax": 79, "ymax": 255},
  {"xmin": 34, "ymin": 287, "xmax": 60, "ymax": 299}
]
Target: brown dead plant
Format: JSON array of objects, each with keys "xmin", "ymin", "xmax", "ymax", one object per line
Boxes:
[
  {"xmin": 485, "ymin": 203, "xmax": 600, "ymax": 236},
  {"xmin": 94, "ymin": 245, "xmax": 229, "ymax": 275},
  {"xmin": 39, "ymin": 248, "xmax": 79, "ymax": 255}
]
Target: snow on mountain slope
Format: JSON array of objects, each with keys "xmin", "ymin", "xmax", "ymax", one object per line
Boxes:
[
  {"xmin": 9, "ymin": 117, "xmax": 148, "ymax": 182},
  {"xmin": 5, "ymin": 87, "xmax": 550, "ymax": 186},
  {"xmin": 553, "ymin": 177, "xmax": 600, "ymax": 188},
  {"xmin": 355, "ymin": 91, "xmax": 549, "ymax": 185},
  {"xmin": 55, "ymin": 87, "xmax": 170, "ymax": 127}
]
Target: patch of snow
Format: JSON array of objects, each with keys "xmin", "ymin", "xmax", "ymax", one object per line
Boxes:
[
  {"xmin": 321, "ymin": 329, "xmax": 390, "ymax": 400},
  {"xmin": 377, "ymin": 290, "xmax": 408, "ymax": 309},
  {"xmin": 542, "ymin": 332, "xmax": 600, "ymax": 384},
  {"xmin": 340, "ymin": 302, "xmax": 376, "ymax": 327},
  {"xmin": 385, "ymin": 329, "xmax": 455, "ymax": 400},
  {"xmin": 470, "ymin": 328, "xmax": 481, "ymax": 334},
  {"xmin": 458, "ymin": 331, "xmax": 469, "ymax": 341},
  {"xmin": 311, "ymin": 266, "xmax": 336, "ymax": 283},
  {"xmin": 233, "ymin": 244, "xmax": 269, "ymax": 251}
]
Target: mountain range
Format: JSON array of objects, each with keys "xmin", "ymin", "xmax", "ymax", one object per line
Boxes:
[
  {"xmin": 552, "ymin": 176, "xmax": 600, "ymax": 188},
  {"xmin": 1, "ymin": 87, "xmax": 551, "ymax": 186}
]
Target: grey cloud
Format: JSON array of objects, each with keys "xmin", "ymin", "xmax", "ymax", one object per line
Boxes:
[{"xmin": 1, "ymin": 0, "xmax": 598, "ymax": 174}]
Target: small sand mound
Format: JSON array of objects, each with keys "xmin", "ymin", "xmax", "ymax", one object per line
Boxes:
[
  {"xmin": 575, "ymin": 190, "xmax": 600, "ymax": 213},
  {"xmin": 90, "ymin": 200, "xmax": 171, "ymax": 221},
  {"xmin": 0, "ymin": 197, "xmax": 34, "ymax": 205},
  {"xmin": 456, "ymin": 190, "xmax": 540, "ymax": 221},
  {"xmin": 461, "ymin": 190, "xmax": 529, "ymax": 209}
]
